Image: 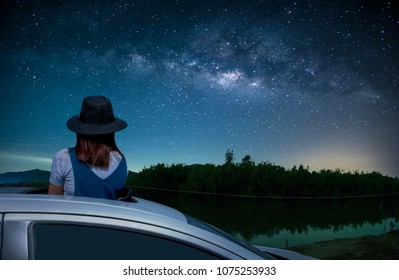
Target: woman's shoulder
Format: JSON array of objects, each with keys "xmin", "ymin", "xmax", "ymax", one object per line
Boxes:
[
  {"xmin": 52, "ymin": 148, "xmax": 71, "ymax": 162},
  {"xmin": 54, "ymin": 148, "xmax": 70, "ymax": 156},
  {"xmin": 110, "ymin": 150, "xmax": 123, "ymax": 161}
]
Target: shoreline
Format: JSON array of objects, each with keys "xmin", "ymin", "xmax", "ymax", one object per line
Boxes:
[{"xmin": 290, "ymin": 231, "xmax": 399, "ymax": 259}]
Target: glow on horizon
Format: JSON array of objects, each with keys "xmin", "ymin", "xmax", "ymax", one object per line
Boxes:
[
  {"xmin": 287, "ymin": 152, "xmax": 377, "ymax": 174},
  {"xmin": 0, "ymin": 153, "xmax": 52, "ymax": 173},
  {"xmin": 283, "ymin": 146, "xmax": 383, "ymax": 175}
]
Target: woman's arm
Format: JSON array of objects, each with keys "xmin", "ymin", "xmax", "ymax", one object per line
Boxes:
[{"xmin": 48, "ymin": 183, "xmax": 64, "ymax": 195}]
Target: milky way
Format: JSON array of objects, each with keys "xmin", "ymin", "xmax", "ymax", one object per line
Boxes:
[{"xmin": 1, "ymin": 0, "xmax": 398, "ymax": 177}]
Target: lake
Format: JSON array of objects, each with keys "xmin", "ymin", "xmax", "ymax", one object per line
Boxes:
[{"xmin": 132, "ymin": 187, "xmax": 399, "ymax": 248}]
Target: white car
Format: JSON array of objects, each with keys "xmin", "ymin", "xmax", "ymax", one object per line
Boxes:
[{"xmin": 0, "ymin": 193, "xmax": 314, "ymax": 260}]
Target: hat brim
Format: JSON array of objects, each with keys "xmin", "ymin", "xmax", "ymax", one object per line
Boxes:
[{"xmin": 67, "ymin": 115, "xmax": 127, "ymax": 134}]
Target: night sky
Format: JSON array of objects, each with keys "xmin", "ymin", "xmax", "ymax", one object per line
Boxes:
[{"xmin": 1, "ymin": 0, "xmax": 398, "ymax": 177}]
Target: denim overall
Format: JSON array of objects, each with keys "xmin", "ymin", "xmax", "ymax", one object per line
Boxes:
[{"xmin": 69, "ymin": 148, "xmax": 127, "ymax": 199}]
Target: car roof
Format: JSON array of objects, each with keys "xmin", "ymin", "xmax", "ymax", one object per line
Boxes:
[
  {"xmin": 1, "ymin": 194, "xmax": 279, "ymax": 259},
  {"xmin": 0, "ymin": 194, "xmax": 188, "ymax": 227}
]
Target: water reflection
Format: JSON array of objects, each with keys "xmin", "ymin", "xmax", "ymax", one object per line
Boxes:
[
  {"xmin": 135, "ymin": 189, "xmax": 399, "ymax": 248},
  {"xmin": 247, "ymin": 218, "xmax": 396, "ymax": 248}
]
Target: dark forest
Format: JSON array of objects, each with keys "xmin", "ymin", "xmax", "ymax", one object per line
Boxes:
[{"xmin": 127, "ymin": 150, "xmax": 399, "ymax": 198}]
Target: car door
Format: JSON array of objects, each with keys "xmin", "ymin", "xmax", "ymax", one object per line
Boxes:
[
  {"xmin": 1, "ymin": 213, "xmax": 244, "ymax": 260},
  {"xmin": 0, "ymin": 213, "xmax": 3, "ymax": 255}
]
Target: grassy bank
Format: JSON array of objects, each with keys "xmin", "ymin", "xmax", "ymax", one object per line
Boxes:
[{"xmin": 291, "ymin": 231, "xmax": 399, "ymax": 259}]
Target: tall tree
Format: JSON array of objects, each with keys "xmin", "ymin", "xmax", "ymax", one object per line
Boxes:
[{"xmin": 225, "ymin": 149, "xmax": 235, "ymax": 165}]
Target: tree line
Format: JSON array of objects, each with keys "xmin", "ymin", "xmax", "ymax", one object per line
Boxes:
[{"xmin": 126, "ymin": 149, "xmax": 399, "ymax": 198}]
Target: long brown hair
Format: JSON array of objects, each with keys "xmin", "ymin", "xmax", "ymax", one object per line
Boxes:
[{"xmin": 75, "ymin": 133, "xmax": 123, "ymax": 168}]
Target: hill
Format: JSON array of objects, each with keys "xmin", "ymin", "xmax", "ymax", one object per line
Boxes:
[{"xmin": 0, "ymin": 169, "xmax": 50, "ymax": 184}]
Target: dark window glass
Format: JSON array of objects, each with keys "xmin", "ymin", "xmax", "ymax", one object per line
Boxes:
[
  {"xmin": 31, "ymin": 223, "xmax": 222, "ymax": 260},
  {"xmin": 185, "ymin": 214, "xmax": 273, "ymax": 259}
]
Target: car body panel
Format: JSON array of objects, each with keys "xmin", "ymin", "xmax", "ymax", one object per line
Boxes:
[
  {"xmin": 0, "ymin": 213, "xmax": 3, "ymax": 254},
  {"xmin": 255, "ymin": 245, "xmax": 317, "ymax": 260},
  {"xmin": 0, "ymin": 194, "xmax": 187, "ymax": 224},
  {"xmin": 2, "ymin": 218, "xmax": 30, "ymax": 259},
  {"xmin": 0, "ymin": 194, "xmax": 274, "ymax": 260}
]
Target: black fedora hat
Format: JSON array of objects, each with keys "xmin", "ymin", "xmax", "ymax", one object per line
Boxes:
[{"xmin": 67, "ymin": 96, "xmax": 127, "ymax": 134}]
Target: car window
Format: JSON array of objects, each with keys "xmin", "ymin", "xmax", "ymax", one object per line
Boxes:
[
  {"xmin": 185, "ymin": 214, "xmax": 274, "ymax": 260},
  {"xmin": 30, "ymin": 222, "xmax": 223, "ymax": 260}
]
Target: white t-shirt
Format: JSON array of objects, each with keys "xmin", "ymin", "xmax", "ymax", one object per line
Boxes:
[{"xmin": 49, "ymin": 148, "xmax": 125, "ymax": 196}]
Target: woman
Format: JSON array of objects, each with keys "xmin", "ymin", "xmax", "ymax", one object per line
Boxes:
[{"xmin": 48, "ymin": 95, "xmax": 128, "ymax": 199}]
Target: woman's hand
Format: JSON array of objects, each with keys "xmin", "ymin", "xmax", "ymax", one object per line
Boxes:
[{"xmin": 48, "ymin": 183, "xmax": 64, "ymax": 195}]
